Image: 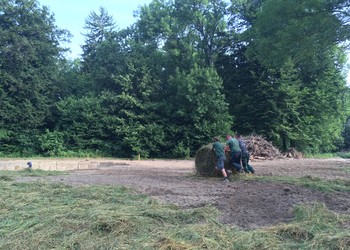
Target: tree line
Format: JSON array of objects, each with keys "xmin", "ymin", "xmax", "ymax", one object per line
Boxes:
[{"xmin": 1, "ymin": 0, "xmax": 350, "ymax": 158}]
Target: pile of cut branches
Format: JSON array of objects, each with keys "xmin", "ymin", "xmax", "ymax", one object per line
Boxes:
[{"xmin": 244, "ymin": 135, "xmax": 282, "ymax": 160}]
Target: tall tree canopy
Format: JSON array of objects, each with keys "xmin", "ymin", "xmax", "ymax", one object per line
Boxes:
[
  {"xmin": 81, "ymin": 7, "xmax": 119, "ymax": 92},
  {"xmin": 0, "ymin": 0, "xmax": 69, "ymax": 155},
  {"xmin": 159, "ymin": 66, "xmax": 232, "ymax": 157},
  {"xmin": 221, "ymin": 0, "xmax": 350, "ymax": 152},
  {"xmin": 136, "ymin": 0, "xmax": 230, "ymax": 70},
  {"xmin": 1, "ymin": 0, "xmax": 350, "ymax": 157},
  {"xmin": 246, "ymin": 0, "xmax": 349, "ymax": 71}
]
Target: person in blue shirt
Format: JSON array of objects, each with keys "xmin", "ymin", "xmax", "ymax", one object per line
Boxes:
[{"xmin": 235, "ymin": 134, "xmax": 255, "ymax": 174}]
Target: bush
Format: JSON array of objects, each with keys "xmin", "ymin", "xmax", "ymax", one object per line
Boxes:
[{"xmin": 38, "ymin": 129, "xmax": 65, "ymax": 156}]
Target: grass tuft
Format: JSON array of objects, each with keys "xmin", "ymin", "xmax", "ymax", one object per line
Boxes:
[
  {"xmin": 276, "ymin": 224, "xmax": 314, "ymax": 242},
  {"xmin": 0, "ymin": 175, "xmax": 14, "ymax": 181}
]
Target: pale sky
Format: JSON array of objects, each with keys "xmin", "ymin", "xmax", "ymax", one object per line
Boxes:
[
  {"xmin": 38, "ymin": 0, "xmax": 152, "ymax": 59},
  {"xmin": 38, "ymin": 0, "xmax": 350, "ymax": 84}
]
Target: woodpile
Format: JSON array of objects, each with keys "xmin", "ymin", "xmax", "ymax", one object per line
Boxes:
[
  {"xmin": 244, "ymin": 135, "xmax": 303, "ymax": 160},
  {"xmin": 244, "ymin": 135, "xmax": 282, "ymax": 160}
]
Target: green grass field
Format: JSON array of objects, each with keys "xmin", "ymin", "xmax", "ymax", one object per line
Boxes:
[
  {"xmin": 304, "ymin": 152, "xmax": 350, "ymax": 159},
  {"xmin": 0, "ymin": 170, "xmax": 349, "ymax": 249}
]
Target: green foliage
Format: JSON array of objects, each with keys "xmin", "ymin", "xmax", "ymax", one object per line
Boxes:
[
  {"xmin": 269, "ymin": 60, "xmax": 304, "ymax": 150},
  {"xmin": 226, "ymin": 0, "xmax": 350, "ymax": 153},
  {"xmin": 137, "ymin": 0, "xmax": 230, "ymax": 69},
  {"xmin": 0, "ymin": 0, "xmax": 69, "ymax": 155},
  {"xmin": 0, "ymin": 129, "xmax": 9, "ymax": 141},
  {"xmin": 0, "ymin": 0, "xmax": 66, "ymax": 115},
  {"xmin": 163, "ymin": 66, "xmax": 232, "ymax": 156},
  {"xmin": 81, "ymin": 7, "xmax": 123, "ymax": 93},
  {"xmin": 0, "ymin": 130, "xmax": 41, "ymax": 157},
  {"xmin": 112, "ymin": 60, "xmax": 165, "ymax": 158},
  {"xmin": 56, "ymin": 93, "xmax": 120, "ymax": 156},
  {"xmin": 1, "ymin": 0, "xmax": 350, "ymax": 156},
  {"xmin": 38, "ymin": 129, "xmax": 65, "ymax": 156},
  {"xmin": 336, "ymin": 151, "xmax": 350, "ymax": 159},
  {"xmin": 247, "ymin": 0, "xmax": 349, "ymax": 70},
  {"xmin": 297, "ymin": 61, "xmax": 349, "ymax": 153},
  {"xmin": 172, "ymin": 142, "xmax": 191, "ymax": 159},
  {"xmin": 82, "ymin": 6, "xmax": 116, "ymax": 65},
  {"xmin": 342, "ymin": 117, "xmax": 350, "ymax": 150},
  {"xmin": 55, "ymin": 59, "xmax": 91, "ymax": 98}
]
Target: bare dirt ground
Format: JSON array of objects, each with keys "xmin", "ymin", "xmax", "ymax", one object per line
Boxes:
[{"xmin": 18, "ymin": 158, "xmax": 350, "ymax": 229}]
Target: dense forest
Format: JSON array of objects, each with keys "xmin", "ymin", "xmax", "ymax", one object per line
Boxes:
[{"xmin": 1, "ymin": 0, "xmax": 350, "ymax": 158}]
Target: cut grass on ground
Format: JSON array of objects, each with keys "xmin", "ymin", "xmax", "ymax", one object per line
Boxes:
[
  {"xmin": 0, "ymin": 170, "xmax": 349, "ymax": 249},
  {"xmin": 1, "ymin": 169, "xmax": 67, "ymax": 177},
  {"xmin": 239, "ymin": 174, "xmax": 350, "ymax": 193}
]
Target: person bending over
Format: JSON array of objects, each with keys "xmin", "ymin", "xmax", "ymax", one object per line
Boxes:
[
  {"xmin": 225, "ymin": 134, "xmax": 242, "ymax": 173},
  {"xmin": 212, "ymin": 137, "xmax": 229, "ymax": 182},
  {"xmin": 235, "ymin": 134, "xmax": 255, "ymax": 174}
]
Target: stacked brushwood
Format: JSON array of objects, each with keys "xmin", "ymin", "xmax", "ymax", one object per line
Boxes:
[
  {"xmin": 243, "ymin": 135, "xmax": 281, "ymax": 160},
  {"xmin": 244, "ymin": 135, "xmax": 303, "ymax": 159}
]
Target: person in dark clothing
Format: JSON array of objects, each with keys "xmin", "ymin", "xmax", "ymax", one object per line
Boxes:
[
  {"xmin": 235, "ymin": 134, "xmax": 255, "ymax": 174},
  {"xmin": 212, "ymin": 137, "xmax": 229, "ymax": 182},
  {"xmin": 225, "ymin": 134, "xmax": 242, "ymax": 173}
]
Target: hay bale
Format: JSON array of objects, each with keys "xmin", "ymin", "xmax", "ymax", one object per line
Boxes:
[
  {"xmin": 195, "ymin": 144, "xmax": 215, "ymax": 176},
  {"xmin": 195, "ymin": 143, "xmax": 231, "ymax": 177}
]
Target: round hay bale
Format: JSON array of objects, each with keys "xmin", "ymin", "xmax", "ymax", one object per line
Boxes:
[{"xmin": 195, "ymin": 143, "xmax": 232, "ymax": 177}]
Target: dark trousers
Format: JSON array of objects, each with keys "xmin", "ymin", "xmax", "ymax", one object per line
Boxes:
[{"xmin": 230, "ymin": 151, "xmax": 242, "ymax": 172}]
